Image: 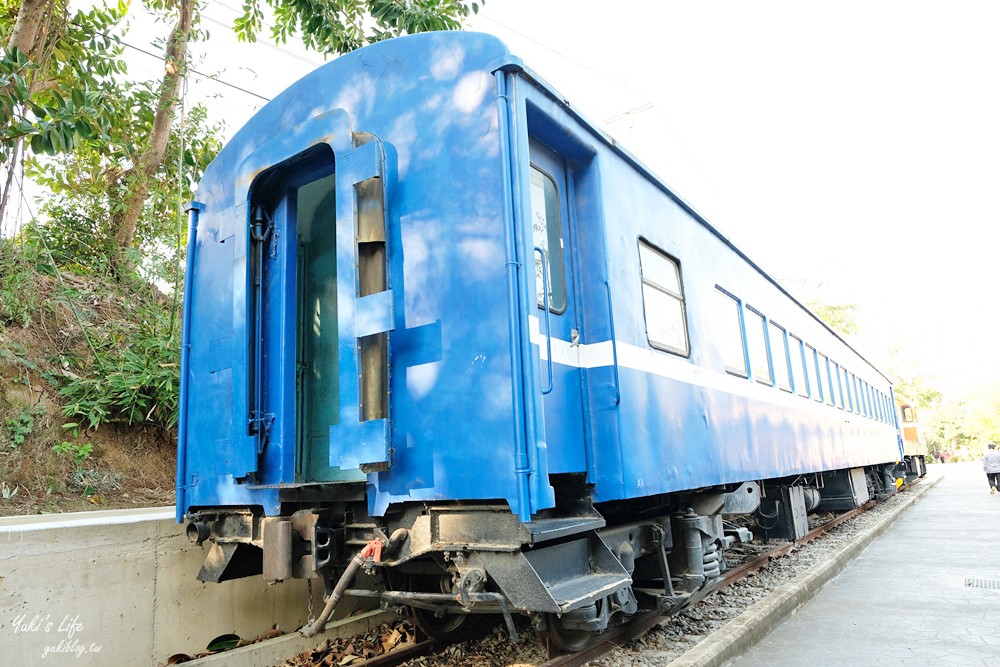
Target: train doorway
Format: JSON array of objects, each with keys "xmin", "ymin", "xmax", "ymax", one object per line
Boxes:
[
  {"xmin": 294, "ymin": 173, "xmax": 341, "ymax": 482},
  {"xmin": 529, "ymin": 140, "xmax": 588, "ymax": 475}
]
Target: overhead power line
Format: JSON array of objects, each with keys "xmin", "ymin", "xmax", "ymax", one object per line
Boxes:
[
  {"xmin": 200, "ymin": 8, "xmax": 326, "ymax": 68},
  {"xmin": 120, "ymin": 40, "xmax": 272, "ymax": 102}
]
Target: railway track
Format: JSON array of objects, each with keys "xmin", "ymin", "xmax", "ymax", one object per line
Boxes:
[
  {"xmin": 535, "ymin": 498, "xmax": 882, "ymax": 667},
  {"xmin": 279, "ymin": 486, "xmax": 915, "ymax": 667}
]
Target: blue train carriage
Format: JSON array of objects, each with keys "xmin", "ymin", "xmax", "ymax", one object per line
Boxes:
[{"xmin": 177, "ymin": 31, "xmax": 903, "ymax": 649}]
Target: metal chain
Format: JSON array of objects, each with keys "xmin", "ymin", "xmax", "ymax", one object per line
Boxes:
[{"xmin": 307, "ymin": 578, "xmax": 315, "ymax": 625}]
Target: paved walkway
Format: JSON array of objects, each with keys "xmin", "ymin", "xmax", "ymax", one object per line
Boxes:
[{"xmin": 730, "ymin": 462, "xmax": 1000, "ymax": 666}]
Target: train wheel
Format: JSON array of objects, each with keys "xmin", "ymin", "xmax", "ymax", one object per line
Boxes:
[{"xmin": 538, "ymin": 613, "xmax": 597, "ymax": 654}]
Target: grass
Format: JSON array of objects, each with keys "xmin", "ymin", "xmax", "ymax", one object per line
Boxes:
[{"xmin": 0, "ymin": 239, "xmax": 176, "ymax": 515}]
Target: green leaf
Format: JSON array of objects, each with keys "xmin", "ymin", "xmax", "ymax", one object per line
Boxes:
[{"xmin": 75, "ymin": 119, "xmax": 93, "ymax": 138}]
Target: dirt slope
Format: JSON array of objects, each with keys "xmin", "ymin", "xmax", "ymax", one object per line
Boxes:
[{"xmin": 0, "ymin": 263, "xmax": 175, "ymax": 516}]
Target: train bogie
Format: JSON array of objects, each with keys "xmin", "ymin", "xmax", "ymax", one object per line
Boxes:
[{"xmin": 178, "ymin": 31, "xmax": 907, "ymax": 641}]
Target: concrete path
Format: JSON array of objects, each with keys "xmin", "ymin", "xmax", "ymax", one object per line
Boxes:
[{"xmin": 729, "ymin": 462, "xmax": 1000, "ymax": 666}]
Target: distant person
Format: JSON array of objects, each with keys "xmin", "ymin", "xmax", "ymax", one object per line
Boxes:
[{"xmin": 984, "ymin": 443, "xmax": 1000, "ymax": 494}]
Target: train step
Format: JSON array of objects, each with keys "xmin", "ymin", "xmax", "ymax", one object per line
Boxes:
[
  {"xmin": 475, "ymin": 532, "xmax": 631, "ymax": 613},
  {"xmin": 523, "ymin": 515, "xmax": 606, "ymax": 544}
]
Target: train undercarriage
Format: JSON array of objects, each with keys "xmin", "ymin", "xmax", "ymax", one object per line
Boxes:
[{"xmin": 185, "ymin": 464, "xmax": 904, "ymax": 651}]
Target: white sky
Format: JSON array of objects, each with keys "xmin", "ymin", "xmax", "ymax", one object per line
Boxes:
[{"xmin": 119, "ymin": 0, "xmax": 1000, "ymax": 399}]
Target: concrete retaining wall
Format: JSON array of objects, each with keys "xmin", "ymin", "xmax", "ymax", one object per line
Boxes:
[{"xmin": 0, "ymin": 507, "xmax": 365, "ymax": 666}]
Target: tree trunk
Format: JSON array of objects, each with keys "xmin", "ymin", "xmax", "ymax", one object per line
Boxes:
[
  {"xmin": 0, "ymin": 138, "xmax": 22, "ymax": 236},
  {"xmin": 113, "ymin": 0, "xmax": 193, "ymax": 262},
  {"xmin": 1, "ymin": 0, "xmax": 53, "ymax": 225},
  {"xmin": 6, "ymin": 0, "xmax": 50, "ymax": 55}
]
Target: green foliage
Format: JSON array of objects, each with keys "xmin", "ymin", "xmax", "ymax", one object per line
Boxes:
[
  {"xmin": 27, "ymin": 88, "xmax": 223, "ymax": 279},
  {"xmin": 233, "ymin": 0, "xmax": 481, "ymax": 54},
  {"xmin": 879, "ymin": 343, "xmax": 942, "ymax": 413},
  {"xmin": 0, "ymin": 240, "xmax": 40, "ymax": 328},
  {"xmin": 5, "ymin": 413, "xmax": 33, "ymax": 447},
  {"xmin": 0, "ymin": 3, "xmax": 129, "ymax": 164},
  {"xmin": 52, "ymin": 440, "xmax": 93, "ymax": 464},
  {"xmin": 3, "ymin": 405, "xmax": 45, "ymax": 448},
  {"xmin": 58, "ymin": 292, "xmax": 180, "ymax": 430},
  {"xmin": 808, "ymin": 301, "xmax": 860, "ymax": 337},
  {"xmin": 925, "ymin": 384, "xmax": 1000, "ymax": 459},
  {"xmin": 2, "ymin": 235, "xmax": 181, "ymax": 434}
]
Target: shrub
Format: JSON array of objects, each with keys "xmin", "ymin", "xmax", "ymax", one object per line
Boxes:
[{"xmin": 59, "ymin": 294, "xmax": 179, "ymax": 430}]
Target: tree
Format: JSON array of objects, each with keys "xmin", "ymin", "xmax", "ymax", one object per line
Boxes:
[
  {"xmin": 925, "ymin": 384, "xmax": 1000, "ymax": 460},
  {"xmin": 233, "ymin": 0, "xmax": 481, "ymax": 54},
  {"xmin": 5, "ymin": 0, "xmax": 483, "ymax": 264},
  {"xmin": 29, "ymin": 87, "xmax": 222, "ymax": 277},
  {"xmin": 110, "ymin": 0, "xmax": 482, "ymax": 263},
  {"xmin": 110, "ymin": 0, "xmax": 193, "ymax": 261},
  {"xmin": 881, "ymin": 343, "xmax": 942, "ymax": 412},
  {"xmin": 807, "ymin": 301, "xmax": 860, "ymax": 338},
  {"xmin": 0, "ymin": 1, "xmax": 128, "ymax": 226},
  {"xmin": 6, "ymin": 0, "xmax": 47, "ymax": 55}
]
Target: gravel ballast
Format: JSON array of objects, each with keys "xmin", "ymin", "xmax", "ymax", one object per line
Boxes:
[{"xmin": 399, "ymin": 476, "xmax": 938, "ymax": 667}]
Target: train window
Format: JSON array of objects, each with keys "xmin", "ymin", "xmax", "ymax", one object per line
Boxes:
[
  {"xmin": 842, "ymin": 367, "xmax": 853, "ymax": 412},
  {"xmin": 820, "ymin": 354, "xmax": 835, "ymax": 406},
  {"xmin": 831, "ymin": 361, "xmax": 844, "ymax": 409},
  {"xmin": 789, "ymin": 335, "xmax": 808, "ymax": 397},
  {"xmin": 768, "ymin": 322, "xmax": 792, "ymax": 392},
  {"xmin": 806, "ymin": 345, "xmax": 822, "ymax": 402},
  {"xmin": 639, "ymin": 241, "xmax": 689, "ymax": 355},
  {"xmin": 853, "ymin": 375, "xmax": 863, "ymax": 415},
  {"xmin": 745, "ymin": 307, "xmax": 772, "ymax": 385},
  {"xmin": 902, "ymin": 405, "xmax": 914, "ymax": 422},
  {"xmin": 714, "ymin": 287, "xmax": 747, "ymax": 377},
  {"xmin": 530, "ymin": 166, "xmax": 567, "ymax": 313}
]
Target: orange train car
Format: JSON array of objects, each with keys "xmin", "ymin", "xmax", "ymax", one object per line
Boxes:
[{"xmin": 895, "ymin": 398, "xmax": 928, "ymax": 482}]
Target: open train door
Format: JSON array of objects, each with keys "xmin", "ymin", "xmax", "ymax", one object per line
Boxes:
[{"xmin": 237, "ymin": 110, "xmax": 393, "ymax": 486}]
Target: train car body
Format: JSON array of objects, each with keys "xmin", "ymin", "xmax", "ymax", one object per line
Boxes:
[
  {"xmin": 895, "ymin": 398, "xmax": 928, "ymax": 481},
  {"xmin": 177, "ymin": 32, "xmax": 903, "ymax": 646}
]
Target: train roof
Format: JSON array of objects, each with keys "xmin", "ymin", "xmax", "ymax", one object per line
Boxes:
[
  {"xmin": 217, "ymin": 30, "xmax": 891, "ymax": 386},
  {"xmin": 495, "ymin": 42, "xmax": 892, "ymax": 386}
]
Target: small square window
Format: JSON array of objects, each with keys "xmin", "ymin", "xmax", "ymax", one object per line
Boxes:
[
  {"xmin": 714, "ymin": 288, "xmax": 747, "ymax": 377},
  {"xmin": 790, "ymin": 335, "xmax": 809, "ymax": 398},
  {"xmin": 807, "ymin": 345, "xmax": 823, "ymax": 403},
  {"xmin": 639, "ymin": 241, "xmax": 689, "ymax": 356},
  {"xmin": 769, "ymin": 322, "xmax": 792, "ymax": 392},
  {"xmin": 746, "ymin": 307, "xmax": 773, "ymax": 385}
]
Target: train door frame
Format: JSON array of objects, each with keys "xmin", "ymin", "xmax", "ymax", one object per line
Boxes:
[
  {"xmin": 527, "ymin": 138, "xmax": 589, "ymax": 476},
  {"xmin": 506, "ymin": 73, "xmax": 620, "ymax": 505},
  {"xmin": 233, "ymin": 110, "xmax": 393, "ymax": 490}
]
